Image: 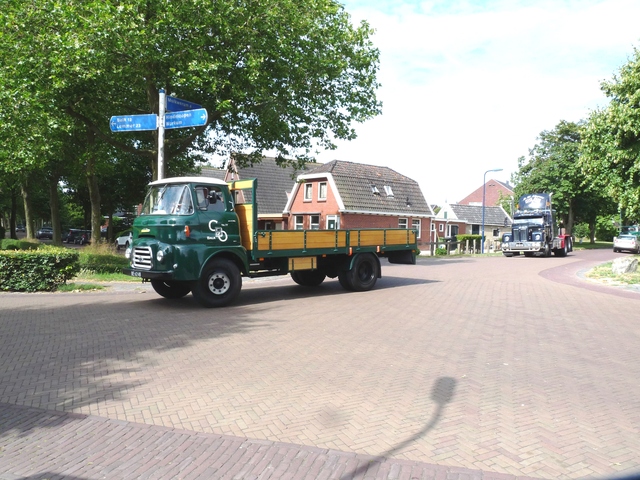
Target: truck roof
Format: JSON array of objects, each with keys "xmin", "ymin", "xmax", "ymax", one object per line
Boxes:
[{"xmin": 149, "ymin": 176, "xmax": 228, "ymax": 187}]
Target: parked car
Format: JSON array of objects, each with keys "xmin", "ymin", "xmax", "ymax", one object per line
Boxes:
[
  {"xmin": 65, "ymin": 229, "xmax": 91, "ymax": 245},
  {"xmin": 613, "ymin": 235, "xmax": 639, "ymax": 254},
  {"xmin": 15, "ymin": 225, "xmax": 25, "ymax": 233},
  {"xmin": 114, "ymin": 230, "xmax": 132, "ymax": 250},
  {"xmin": 36, "ymin": 227, "xmax": 54, "ymax": 240}
]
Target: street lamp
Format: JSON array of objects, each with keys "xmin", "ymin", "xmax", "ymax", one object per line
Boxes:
[{"xmin": 481, "ymin": 168, "xmax": 503, "ymax": 254}]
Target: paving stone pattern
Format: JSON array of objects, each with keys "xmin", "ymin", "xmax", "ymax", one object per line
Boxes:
[{"xmin": 0, "ymin": 249, "xmax": 639, "ymax": 479}]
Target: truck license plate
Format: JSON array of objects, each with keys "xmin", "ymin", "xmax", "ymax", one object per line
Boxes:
[{"xmin": 130, "ymin": 271, "xmax": 142, "ymax": 277}]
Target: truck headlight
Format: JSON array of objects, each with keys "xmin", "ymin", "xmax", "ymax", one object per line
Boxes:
[
  {"xmin": 156, "ymin": 250, "xmax": 165, "ymax": 263},
  {"xmin": 125, "ymin": 247, "xmax": 131, "ymax": 259}
]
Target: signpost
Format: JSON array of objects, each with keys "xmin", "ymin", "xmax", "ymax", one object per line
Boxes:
[
  {"xmin": 109, "ymin": 114, "xmax": 157, "ymax": 132},
  {"xmin": 110, "ymin": 89, "xmax": 208, "ymax": 180},
  {"xmin": 165, "ymin": 109, "xmax": 208, "ymax": 129},
  {"xmin": 166, "ymin": 96, "xmax": 202, "ymax": 112}
]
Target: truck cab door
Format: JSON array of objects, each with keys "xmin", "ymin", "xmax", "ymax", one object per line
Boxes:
[{"xmin": 194, "ymin": 185, "xmax": 241, "ymax": 247}]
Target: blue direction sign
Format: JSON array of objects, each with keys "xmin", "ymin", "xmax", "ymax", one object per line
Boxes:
[
  {"xmin": 165, "ymin": 108, "xmax": 208, "ymax": 129},
  {"xmin": 166, "ymin": 96, "xmax": 202, "ymax": 112},
  {"xmin": 110, "ymin": 114, "xmax": 157, "ymax": 132}
]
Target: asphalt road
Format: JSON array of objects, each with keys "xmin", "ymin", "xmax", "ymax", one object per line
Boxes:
[{"xmin": 1, "ymin": 249, "xmax": 639, "ymax": 479}]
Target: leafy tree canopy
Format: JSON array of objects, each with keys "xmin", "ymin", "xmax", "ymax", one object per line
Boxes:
[
  {"xmin": 1, "ymin": 0, "xmax": 382, "ymax": 178},
  {"xmin": 512, "ymin": 120, "xmax": 616, "ymax": 234},
  {"xmin": 582, "ymin": 47, "xmax": 640, "ymax": 220}
]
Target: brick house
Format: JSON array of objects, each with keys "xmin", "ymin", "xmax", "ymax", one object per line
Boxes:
[
  {"xmin": 436, "ymin": 203, "xmax": 512, "ymax": 251},
  {"xmin": 458, "ymin": 178, "xmax": 514, "ymax": 207},
  {"xmin": 283, "ymin": 160, "xmax": 434, "ymax": 248}
]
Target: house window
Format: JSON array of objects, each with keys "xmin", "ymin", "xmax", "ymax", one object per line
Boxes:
[
  {"xmin": 412, "ymin": 219, "xmax": 421, "ymax": 239},
  {"xmin": 439, "ymin": 223, "xmax": 444, "ymax": 232},
  {"xmin": 472, "ymin": 224, "xmax": 480, "ymax": 235},
  {"xmin": 398, "ymin": 218, "xmax": 408, "ymax": 229},
  {"xmin": 294, "ymin": 215, "xmax": 304, "ymax": 230},
  {"xmin": 310, "ymin": 215, "xmax": 320, "ymax": 230},
  {"xmin": 318, "ymin": 182, "xmax": 327, "ymax": 201},
  {"xmin": 384, "ymin": 185, "xmax": 394, "ymax": 197},
  {"xmin": 371, "ymin": 184, "xmax": 380, "ymax": 195},
  {"xmin": 304, "ymin": 183, "xmax": 313, "ymax": 201},
  {"xmin": 431, "ymin": 223, "xmax": 436, "ymax": 232},
  {"xmin": 326, "ymin": 215, "xmax": 340, "ymax": 229}
]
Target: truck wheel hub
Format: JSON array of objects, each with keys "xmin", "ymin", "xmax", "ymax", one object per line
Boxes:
[{"xmin": 208, "ymin": 273, "xmax": 229, "ymax": 294}]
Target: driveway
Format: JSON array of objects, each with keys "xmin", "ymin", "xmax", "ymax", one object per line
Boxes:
[{"xmin": 0, "ymin": 249, "xmax": 638, "ymax": 479}]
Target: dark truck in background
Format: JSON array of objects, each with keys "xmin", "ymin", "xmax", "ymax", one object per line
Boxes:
[{"xmin": 501, "ymin": 193, "xmax": 572, "ymax": 257}]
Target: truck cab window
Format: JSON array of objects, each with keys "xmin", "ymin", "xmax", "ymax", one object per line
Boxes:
[
  {"xmin": 195, "ymin": 186, "xmax": 225, "ymax": 212},
  {"xmin": 142, "ymin": 184, "xmax": 194, "ymax": 215}
]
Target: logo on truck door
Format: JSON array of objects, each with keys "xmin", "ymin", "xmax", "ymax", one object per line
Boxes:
[{"xmin": 207, "ymin": 220, "xmax": 228, "ymax": 242}]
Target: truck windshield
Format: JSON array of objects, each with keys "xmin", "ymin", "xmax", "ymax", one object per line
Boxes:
[
  {"xmin": 513, "ymin": 217, "xmax": 543, "ymax": 226},
  {"xmin": 141, "ymin": 184, "xmax": 194, "ymax": 216}
]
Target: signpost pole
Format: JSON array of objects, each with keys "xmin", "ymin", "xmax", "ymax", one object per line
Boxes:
[{"xmin": 157, "ymin": 88, "xmax": 166, "ymax": 180}]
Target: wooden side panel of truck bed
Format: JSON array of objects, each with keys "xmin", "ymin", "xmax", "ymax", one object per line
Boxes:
[{"xmin": 253, "ymin": 229, "xmax": 416, "ymax": 258}]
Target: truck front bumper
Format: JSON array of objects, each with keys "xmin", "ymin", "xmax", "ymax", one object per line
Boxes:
[
  {"xmin": 502, "ymin": 241, "xmax": 542, "ymax": 252},
  {"xmin": 122, "ymin": 268, "xmax": 176, "ymax": 281}
]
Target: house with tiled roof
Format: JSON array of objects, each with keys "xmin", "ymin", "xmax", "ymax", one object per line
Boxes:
[
  {"xmin": 284, "ymin": 160, "xmax": 434, "ymax": 247},
  {"xmin": 458, "ymin": 179, "xmax": 514, "ymax": 206},
  {"xmin": 202, "ymin": 155, "xmax": 314, "ymax": 230},
  {"xmin": 435, "ymin": 203, "xmax": 512, "ymax": 251}
]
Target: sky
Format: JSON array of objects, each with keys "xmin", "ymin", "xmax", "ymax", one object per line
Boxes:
[{"xmin": 309, "ymin": 0, "xmax": 640, "ymax": 205}]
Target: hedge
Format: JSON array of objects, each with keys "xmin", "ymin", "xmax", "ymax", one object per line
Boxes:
[
  {"xmin": 78, "ymin": 252, "xmax": 129, "ymax": 274},
  {"xmin": 1, "ymin": 239, "xmax": 41, "ymax": 251},
  {"xmin": 0, "ymin": 247, "xmax": 80, "ymax": 292}
]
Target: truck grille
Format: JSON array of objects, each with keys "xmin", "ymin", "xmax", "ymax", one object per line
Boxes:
[
  {"xmin": 514, "ymin": 227, "xmax": 527, "ymax": 242},
  {"xmin": 132, "ymin": 247, "xmax": 153, "ymax": 270}
]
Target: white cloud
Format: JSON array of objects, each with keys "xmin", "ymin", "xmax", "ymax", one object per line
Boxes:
[{"xmin": 315, "ymin": 0, "xmax": 640, "ymax": 205}]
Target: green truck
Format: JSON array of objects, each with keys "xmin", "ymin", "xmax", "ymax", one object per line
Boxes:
[{"xmin": 123, "ymin": 176, "xmax": 418, "ymax": 307}]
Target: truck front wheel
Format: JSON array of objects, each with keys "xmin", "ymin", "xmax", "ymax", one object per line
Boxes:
[
  {"xmin": 151, "ymin": 280, "xmax": 192, "ymax": 299},
  {"xmin": 291, "ymin": 270, "xmax": 326, "ymax": 286},
  {"xmin": 191, "ymin": 258, "xmax": 242, "ymax": 308},
  {"xmin": 338, "ymin": 253, "xmax": 379, "ymax": 292}
]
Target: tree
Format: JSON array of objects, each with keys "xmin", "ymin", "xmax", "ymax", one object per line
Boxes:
[
  {"xmin": 582, "ymin": 47, "xmax": 640, "ymax": 221},
  {"xmin": 512, "ymin": 120, "xmax": 616, "ymax": 239},
  {"xmin": 1, "ymin": 0, "xmax": 381, "ymax": 242}
]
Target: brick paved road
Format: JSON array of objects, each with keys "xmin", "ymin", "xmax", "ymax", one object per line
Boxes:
[{"xmin": 1, "ymin": 249, "xmax": 639, "ymax": 479}]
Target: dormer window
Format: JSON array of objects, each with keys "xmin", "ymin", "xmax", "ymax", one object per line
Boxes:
[
  {"xmin": 370, "ymin": 184, "xmax": 380, "ymax": 195},
  {"xmin": 384, "ymin": 185, "xmax": 394, "ymax": 197}
]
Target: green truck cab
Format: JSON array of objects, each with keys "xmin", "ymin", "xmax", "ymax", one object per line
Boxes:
[{"xmin": 124, "ymin": 176, "xmax": 418, "ymax": 307}]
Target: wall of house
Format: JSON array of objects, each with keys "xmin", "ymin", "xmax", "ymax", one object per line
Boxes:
[
  {"xmin": 287, "ymin": 178, "xmax": 433, "ymax": 247},
  {"xmin": 287, "ymin": 179, "xmax": 340, "ymax": 226},
  {"xmin": 458, "ymin": 181, "xmax": 513, "ymax": 206}
]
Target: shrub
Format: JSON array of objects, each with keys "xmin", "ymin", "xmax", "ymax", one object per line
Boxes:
[
  {"xmin": 78, "ymin": 251, "xmax": 129, "ymax": 274},
  {"xmin": 435, "ymin": 244, "xmax": 448, "ymax": 256},
  {"xmin": 0, "ymin": 246, "xmax": 80, "ymax": 292},
  {"xmin": 1, "ymin": 239, "xmax": 41, "ymax": 251}
]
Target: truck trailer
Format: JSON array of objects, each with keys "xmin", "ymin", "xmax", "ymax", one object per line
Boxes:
[
  {"xmin": 123, "ymin": 177, "xmax": 418, "ymax": 307},
  {"xmin": 501, "ymin": 193, "xmax": 573, "ymax": 257}
]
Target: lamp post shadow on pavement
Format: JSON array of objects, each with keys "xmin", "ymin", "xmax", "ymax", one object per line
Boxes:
[{"xmin": 340, "ymin": 376, "xmax": 458, "ymax": 480}]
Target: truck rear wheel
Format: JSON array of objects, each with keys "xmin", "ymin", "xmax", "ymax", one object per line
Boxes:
[
  {"xmin": 291, "ymin": 270, "xmax": 326, "ymax": 287},
  {"xmin": 338, "ymin": 253, "xmax": 379, "ymax": 292},
  {"xmin": 191, "ymin": 258, "xmax": 242, "ymax": 308},
  {"xmin": 151, "ymin": 280, "xmax": 192, "ymax": 299}
]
